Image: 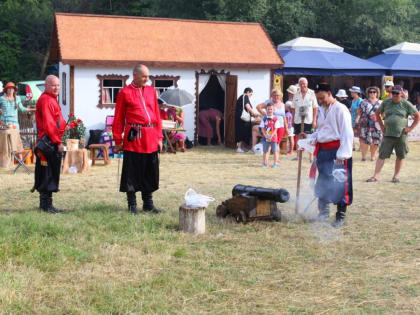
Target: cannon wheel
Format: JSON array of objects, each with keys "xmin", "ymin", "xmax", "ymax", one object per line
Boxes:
[
  {"xmin": 270, "ymin": 203, "xmax": 281, "ymax": 222},
  {"xmin": 216, "ymin": 204, "xmax": 228, "ymax": 218},
  {"xmin": 234, "ymin": 211, "xmax": 248, "ymax": 224}
]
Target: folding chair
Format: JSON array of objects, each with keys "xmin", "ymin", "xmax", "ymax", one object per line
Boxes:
[{"xmin": 8, "ymin": 134, "xmax": 31, "ymax": 174}]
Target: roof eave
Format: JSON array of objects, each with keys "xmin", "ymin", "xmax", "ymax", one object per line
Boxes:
[{"xmin": 60, "ymin": 59, "xmax": 284, "ymax": 70}]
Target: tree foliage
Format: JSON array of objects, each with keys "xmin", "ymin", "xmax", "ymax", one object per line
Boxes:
[{"xmin": 0, "ymin": 0, "xmax": 419, "ymax": 82}]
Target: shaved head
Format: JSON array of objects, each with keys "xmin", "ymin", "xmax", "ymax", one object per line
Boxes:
[
  {"xmin": 45, "ymin": 75, "xmax": 60, "ymax": 96},
  {"xmin": 133, "ymin": 64, "xmax": 149, "ymax": 75},
  {"xmin": 133, "ymin": 64, "xmax": 150, "ymax": 87}
]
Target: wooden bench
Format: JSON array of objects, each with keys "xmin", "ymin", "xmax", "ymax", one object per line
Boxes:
[{"xmin": 88, "ymin": 143, "xmax": 110, "ymax": 166}]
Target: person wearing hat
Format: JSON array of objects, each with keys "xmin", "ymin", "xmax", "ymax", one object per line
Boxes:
[
  {"xmin": 309, "ymin": 82, "xmax": 353, "ymax": 227},
  {"xmin": 367, "ymin": 85, "xmax": 419, "ymax": 183},
  {"xmin": 335, "ymin": 89, "xmax": 351, "ymax": 110},
  {"xmin": 355, "ymin": 86, "xmax": 383, "ymax": 161},
  {"xmin": 349, "ymin": 86, "xmax": 363, "ymax": 150},
  {"xmin": 0, "ymin": 82, "xmax": 36, "ymax": 128},
  {"xmin": 382, "ymin": 80, "xmax": 394, "ymax": 100}
]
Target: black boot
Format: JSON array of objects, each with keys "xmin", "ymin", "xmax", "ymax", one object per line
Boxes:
[
  {"xmin": 40, "ymin": 192, "xmax": 62, "ymax": 213},
  {"xmin": 127, "ymin": 192, "xmax": 138, "ymax": 215},
  {"xmin": 316, "ymin": 199, "xmax": 330, "ymax": 222},
  {"xmin": 39, "ymin": 192, "xmax": 49, "ymax": 211},
  {"xmin": 142, "ymin": 192, "xmax": 165, "ymax": 214},
  {"xmin": 332, "ymin": 204, "xmax": 347, "ymax": 228},
  {"xmin": 47, "ymin": 192, "xmax": 63, "ymax": 213}
]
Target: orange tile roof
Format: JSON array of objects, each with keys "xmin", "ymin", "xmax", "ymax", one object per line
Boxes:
[{"xmin": 50, "ymin": 13, "xmax": 283, "ymax": 69}]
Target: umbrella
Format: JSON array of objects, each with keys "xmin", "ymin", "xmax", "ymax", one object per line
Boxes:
[{"xmin": 158, "ymin": 88, "xmax": 194, "ymax": 107}]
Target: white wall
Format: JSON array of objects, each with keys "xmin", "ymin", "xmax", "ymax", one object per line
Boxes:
[
  {"xmin": 73, "ymin": 66, "xmax": 130, "ymax": 135},
  {"xmin": 58, "ymin": 62, "xmax": 70, "ymax": 120},
  {"xmin": 231, "ymin": 69, "xmax": 271, "ymax": 107},
  {"xmin": 68, "ymin": 65, "xmax": 271, "ymax": 141}
]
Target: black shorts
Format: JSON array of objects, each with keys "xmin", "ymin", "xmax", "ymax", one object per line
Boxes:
[{"xmin": 293, "ymin": 123, "xmax": 312, "ymax": 135}]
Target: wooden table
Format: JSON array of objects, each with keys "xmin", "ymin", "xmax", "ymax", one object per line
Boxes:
[
  {"xmin": 0, "ymin": 128, "xmax": 24, "ymax": 169},
  {"xmin": 62, "ymin": 149, "xmax": 90, "ymax": 174}
]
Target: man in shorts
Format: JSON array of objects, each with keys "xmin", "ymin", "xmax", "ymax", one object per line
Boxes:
[
  {"xmin": 291, "ymin": 77, "xmax": 318, "ymax": 161},
  {"xmin": 367, "ymin": 85, "xmax": 419, "ymax": 183}
]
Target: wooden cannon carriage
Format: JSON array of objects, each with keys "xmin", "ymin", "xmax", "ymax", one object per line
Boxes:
[{"xmin": 216, "ymin": 185, "xmax": 290, "ymax": 224}]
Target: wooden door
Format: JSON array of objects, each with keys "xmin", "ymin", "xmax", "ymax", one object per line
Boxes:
[{"xmin": 225, "ymin": 74, "xmax": 238, "ymax": 148}]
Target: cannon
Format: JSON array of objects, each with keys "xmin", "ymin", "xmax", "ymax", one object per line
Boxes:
[{"xmin": 216, "ymin": 185, "xmax": 290, "ymax": 224}]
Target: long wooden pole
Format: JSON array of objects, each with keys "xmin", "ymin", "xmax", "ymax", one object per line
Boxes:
[{"xmin": 295, "ymin": 117, "xmax": 305, "ymax": 214}]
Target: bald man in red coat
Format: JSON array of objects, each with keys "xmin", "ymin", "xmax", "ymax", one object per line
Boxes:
[
  {"xmin": 34, "ymin": 75, "xmax": 67, "ymax": 213},
  {"xmin": 113, "ymin": 65, "xmax": 164, "ymax": 215}
]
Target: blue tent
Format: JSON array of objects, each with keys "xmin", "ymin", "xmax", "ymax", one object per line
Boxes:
[
  {"xmin": 275, "ymin": 37, "xmax": 386, "ymax": 76},
  {"xmin": 368, "ymin": 42, "xmax": 420, "ymax": 77}
]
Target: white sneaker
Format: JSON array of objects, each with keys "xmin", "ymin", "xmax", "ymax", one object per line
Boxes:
[{"xmin": 236, "ymin": 148, "xmax": 245, "ymax": 153}]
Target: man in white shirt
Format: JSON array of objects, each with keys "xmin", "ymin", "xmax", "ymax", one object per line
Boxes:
[
  {"xmin": 291, "ymin": 77, "xmax": 318, "ymax": 161},
  {"xmin": 310, "ymin": 82, "xmax": 354, "ymax": 227}
]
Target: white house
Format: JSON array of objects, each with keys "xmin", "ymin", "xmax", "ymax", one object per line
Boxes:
[{"xmin": 49, "ymin": 13, "xmax": 283, "ymax": 147}]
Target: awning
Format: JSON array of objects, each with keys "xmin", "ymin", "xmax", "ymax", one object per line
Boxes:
[
  {"xmin": 276, "ymin": 37, "xmax": 386, "ymax": 77},
  {"xmin": 368, "ymin": 42, "xmax": 420, "ymax": 77}
]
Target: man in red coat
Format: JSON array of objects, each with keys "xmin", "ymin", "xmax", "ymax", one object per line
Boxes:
[
  {"xmin": 113, "ymin": 64, "xmax": 164, "ymax": 215},
  {"xmin": 34, "ymin": 75, "xmax": 67, "ymax": 213}
]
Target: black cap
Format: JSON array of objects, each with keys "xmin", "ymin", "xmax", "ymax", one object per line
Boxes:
[
  {"xmin": 392, "ymin": 85, "xmax": 403, "ymax": 93},
  {"xmin": 315, "ymin": 82, "xmax": 331, "ymax": 93}
]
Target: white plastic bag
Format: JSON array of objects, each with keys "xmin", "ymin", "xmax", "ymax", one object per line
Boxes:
[
  {"xmin": 68, "ymin": 166, "xmax": 78, "ymax": 174},
  {"xmin": 332, "ymin": 168, "xmax": 347, "ymax": 183},
  {"xmin": 184, "ymin": 188, "xmax": 215, "ymax": 208},
  {"xmin": 297, "ymin": 138, "xmax": 315, "ymax": 153},
  {"xmin": 253, "ymin": 143, "xmax": 263, "ymax": 155}
]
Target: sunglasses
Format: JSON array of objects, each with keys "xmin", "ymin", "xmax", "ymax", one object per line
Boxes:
[
  {"xmin": 368, "ymin": 90, "xmax": 377, "ymax": 94},
  {"xmin": 392, "ymin": 92, "xmax": 400, "ymax": 96}
]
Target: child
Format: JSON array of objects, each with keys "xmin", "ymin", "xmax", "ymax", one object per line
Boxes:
[
  {"xmin": 260, "ymin": 103, "xmax": 280, "ymax": 168},
  {"xmin": 285, "ymin": 103, "xmax": 294, "ymax": 154}
]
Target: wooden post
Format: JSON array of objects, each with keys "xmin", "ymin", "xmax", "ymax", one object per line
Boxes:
[
  {"xmin": 179, "ymin": 204, "xmax": 205, "ymax": 235},
  {"xmin": 295, "ymin": 117, "xmax": 305, "ymax": 214}
]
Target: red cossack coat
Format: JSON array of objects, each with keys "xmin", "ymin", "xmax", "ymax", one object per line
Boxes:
[
  {"xmin": 36, "ymin": 92, "xmax": 66, "ymax": 144},
  {"xmin": 113, "ymin": 83, "xmax": 163, "ymax": 153}
]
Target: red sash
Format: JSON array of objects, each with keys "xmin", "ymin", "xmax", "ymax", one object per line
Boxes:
[{"xmin": 313, "ymin": 140, "xmax": 340, "ymax": 157}]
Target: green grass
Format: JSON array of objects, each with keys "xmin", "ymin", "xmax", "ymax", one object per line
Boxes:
[{"xmin": 0, "ymin": 144, "xmax": 419, "ymax": 314}]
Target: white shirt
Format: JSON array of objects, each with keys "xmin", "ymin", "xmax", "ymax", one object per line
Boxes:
[
  {"xmin": 292, "ymin": 89, "xmax": 318, "ymax": 124},
  {"xmin": 310, "ymin": 101, "xmax": 353, "ymax": 159}
]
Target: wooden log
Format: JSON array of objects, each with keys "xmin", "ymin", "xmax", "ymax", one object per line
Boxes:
[{"xmin": 179, "ymin": 204, "xmax": 205, "ymax": 235}]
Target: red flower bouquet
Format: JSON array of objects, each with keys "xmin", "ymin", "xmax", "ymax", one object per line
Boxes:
[{"xmin": 63, "ymin": 113, "xmax": 86, "ymax": 141}]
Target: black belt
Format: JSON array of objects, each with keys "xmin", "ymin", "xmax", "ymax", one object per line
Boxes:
[{"xmin": 128, "ymin": 123, "xmax": 156, "ymax": 127}]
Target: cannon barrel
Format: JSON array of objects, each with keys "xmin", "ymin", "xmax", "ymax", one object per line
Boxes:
[{"xmin": 232, "ymin": 185, "xmax": 290, "ymax": 203}]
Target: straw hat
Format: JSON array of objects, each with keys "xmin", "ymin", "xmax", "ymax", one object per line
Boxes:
[
  {"xmin": 286, "ymin": 85, "xmax": 298, "ymax": 95},
  {"xmin": 335, "ymin": 89, "xmax": 348, "ymax": 98},
  {"xmin": 3, "ymin": 82, "xmax": 17, "ymax": 93}
]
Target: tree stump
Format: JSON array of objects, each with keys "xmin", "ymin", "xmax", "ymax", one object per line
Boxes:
[{"xmin": 179, "ymin": 204, "xmax": 205, "ymax": 235}]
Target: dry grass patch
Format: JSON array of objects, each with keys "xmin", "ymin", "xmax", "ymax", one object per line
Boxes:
[{"xmin": 0, "ymin": 144, "xmax": 419, "ymax": 314}]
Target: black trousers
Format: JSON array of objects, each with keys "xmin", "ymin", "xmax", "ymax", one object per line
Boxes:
[
  {"xmin": 34, "ymin": 150, "xmax": 62, "ymax": 193},
  {"xmin": 120, "ymin": 150, "xmax": 159, "ymax": 193}
]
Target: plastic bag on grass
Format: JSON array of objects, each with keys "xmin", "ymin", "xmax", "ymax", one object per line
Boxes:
[{"xmin": 184, "ymin": 188, "xmax": 215, "ymax": 208}]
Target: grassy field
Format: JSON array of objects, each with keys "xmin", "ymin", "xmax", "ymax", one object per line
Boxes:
[{"xmin": 0, "ymin": 143, "xmax": 419, "ymax": 314}]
